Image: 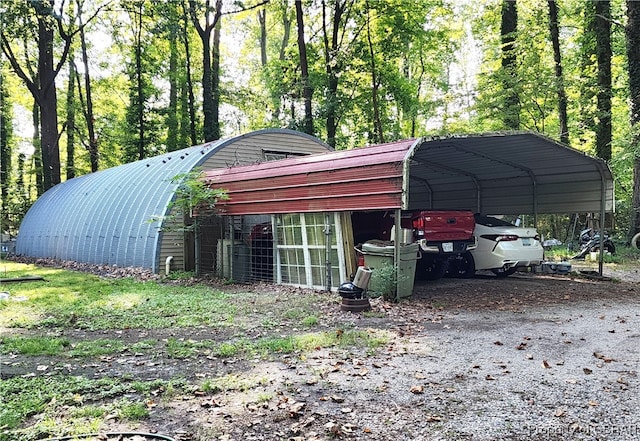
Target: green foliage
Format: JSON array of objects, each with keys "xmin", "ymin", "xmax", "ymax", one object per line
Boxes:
[{"xmin": 169, "ymin": 169, "xmax": 228, "ymax": 218}]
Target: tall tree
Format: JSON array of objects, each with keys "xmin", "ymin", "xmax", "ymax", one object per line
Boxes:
[
  {"xmin": 180, "ymin": 0, "xmax": 198, "ymax": 146},
  {"xmin": 321, "ymin": 0, "xmax": 350, "ymax": 148},
  {"xmin": 77, "ymin": 0, "xmax": 99, "ymax": 172},
  {"xmin": 547, "ymin": 0, "xmax": 569, "ymax": 144},
  {"xmin": 165, "ymin": 2, "xmax": 180, "ymax": 152},
  {"xmin": 189, "ymin": 0, "xmax": 223, "ymax": 142},
  {"xmin": 1, "ymin": 0, "xmax": 103, "ymax": 190},
  {"xmin": 626, "ymin": 0, "xmax": 640, "ymax": 241},
  {"xmin": 65, "ymin": 48, "xmax": 77, "ymax": 179},
  {"xmin": 0, "ymin": 69, "xmax": 12, "ymax": 230},
  {"xmin": 32, "ymin": 100, "xmax": 44, "ymax": 195},
  {"xmin": 365, "ymin": 0, "xmax": 384, "ymax": 142},
  {"xmin": 295, "ymin": 0, "xmax": 314, "ymax": 136},
  {"xmin": 1, "ymin": 1, "xmax": 66, "ymax": 190},
  {"xmin": 500, "ymin": 0, "xmax": 519, "ymax": 130},
  {"xmin": 594, "ymin": 0, "xmax": 612, "ymax": 161}
]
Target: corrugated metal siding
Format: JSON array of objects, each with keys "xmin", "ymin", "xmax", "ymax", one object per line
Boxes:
[
  {"xmin": 16, "ymin": 129, "xmax": 332, "ymax": 273},
  {"xmin": 206, "ymin": 140, "xmax": 415, "ymax": 215}
]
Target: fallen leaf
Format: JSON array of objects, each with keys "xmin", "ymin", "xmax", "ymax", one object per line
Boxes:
[
  {"xmin": 425, "ymin": 414, "xmax": 442, "ymax": 422},
  {"xmin": 289, "ymin": 401, "xmax": 306, "ymax": 418},
  {"xmin": 410, "ymin": 385, "xmax": 424, "ymax": 394},
  {"xmin": 493, "ymin": 341, "xmax": 504, "ymax": 346},
  {"xmin": 542, "ymin": 360, "xmax": 551, "ymax": 369},
  {"xmin": 526, "ymin": 353, "xmax": 533, "ymax": 360},
  {"xmin": 593, "ymin": 352, "xmax": 615, "ymax": 363},
  {"xmin": 588, "ymin": 400, "xmax": 599, "ymax": 407},
  {"xmin": 485, "ymin": 375, "xmax": 496, "ymax": 381},
  {"xmin": 340, "ymin": 407, "xmax": 353, "ymax": 413},
  {"xmin": 330, "ymin": 395, "xmax": 345, "ymax": 403},
  {"xmin": 515, "ymin": 342, "xmax": 527, "ymax": 350},
  {"xmin": 554, "ymin": 408, "xmax": 566, "ymax": 417},
  {"xmin": 583, "ymin": 367, "xmax": 593, "ymax": 375}
]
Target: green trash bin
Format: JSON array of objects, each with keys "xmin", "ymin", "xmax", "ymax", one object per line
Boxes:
[{"xmin": 362, "ymin": 240, "xmax": 419, "ymax": 300}]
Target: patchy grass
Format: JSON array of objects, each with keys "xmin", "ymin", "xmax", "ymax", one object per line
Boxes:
[
  {"xmin": 0, "ymin": 262, "xmax": 236, "ymax": 331},
  {"xmin": 0, "ymin": 261, "xmax": 389, "ymax": 441},
  {"xmin": 0, "ymin": 375, "xmax": 188, "ymax": 441}
]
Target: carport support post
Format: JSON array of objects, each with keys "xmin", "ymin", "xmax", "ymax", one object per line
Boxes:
[
  {"xmin": 394, "ymin": 209, "xmax": 402, "ymax": 300},
  {"xmin": 324, "ymin": 213, "xmax": 332, "ymax": 292},
  {"xmin": 599, "ymin": 176, "xmax": 606, "ymax": 276}
]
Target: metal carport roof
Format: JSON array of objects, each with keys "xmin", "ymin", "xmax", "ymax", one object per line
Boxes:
[{"xmin": 205, "ymin": 131, "xmax": 614, "ymax": 217}]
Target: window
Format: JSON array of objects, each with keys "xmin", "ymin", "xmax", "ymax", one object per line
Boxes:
[
  {"xmin": 273, "ymin": 213, "xmax": 346, "ymax": 290},
  {"xmin": 263, "ymin": 150, "xmax": 308, "ymax": 162}
]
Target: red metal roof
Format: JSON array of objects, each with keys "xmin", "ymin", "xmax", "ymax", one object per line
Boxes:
[{"xmin": 204, "ymin": 139, "xmax": 416, "ymax": 215}]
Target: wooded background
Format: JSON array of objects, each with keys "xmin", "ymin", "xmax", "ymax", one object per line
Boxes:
[{"xmin": 1, "ymin": 0, "xmax": 639, "ymax": 243}]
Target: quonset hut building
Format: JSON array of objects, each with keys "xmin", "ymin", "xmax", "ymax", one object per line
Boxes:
[{"xmin": 16, "ymin": 129, "xmax": 333, "ymax": 275}]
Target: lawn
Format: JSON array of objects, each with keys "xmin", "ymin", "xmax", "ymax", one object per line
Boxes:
[{"xmin": 0, "ymin": 261, "xmax": 388, "ymax": 441}]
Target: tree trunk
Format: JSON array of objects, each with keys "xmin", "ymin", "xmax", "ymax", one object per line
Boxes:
[
  {"xmin": 78, "ymin": 27, "xmax": 98, "ymax": 170},
  {"xmin": 136, "ymin": 5, "xmax": 145, "ymax": 160},
  {"xmin": 66, "ymin": 51, "xmax": 76, "ymax": 180},
  {"xmin": 594, "ymin": 0, "xmax": 612, "ymax": 161},
  {"xmin": 547, "ymin": 0, "xmax": 569, "ymax": 145},
  {"xmin": 626, "ymin": 0, "xmax": 640, "ymax": 240},
  {"xmin": 32, "ymin": 100, "xmax": 44, "ymax": 196},
  {"xmin": 190, "ymin": 0, "xmax": 222, "ymax": 143},
  {"xmin": 167, "ymin": 16, "xmax": 179, "ymax": 152},
  {"xmin": 37, "ymin": 10, "xmax": 61, "ymax": 189},
  {"xmin": 365, "ymin": 0, "xmax": 383, "ymax": 143},
  {"xmin": 500, "ymin": 0, "xmax": 519, "ymax": 130},
  {"xmin": 181, "ymin": 1, "xmax": 198, "ymax": 146},
  {"xmin": 0, "ymin": 70, "xmax": 10, "ymax": 209},
  {"xmin": 211, "ymin": 0, "xmax": 222, "ymax": 141},
  {"xmin": 322, "ymin": 0, "xmax": 345, "ymax": 148},
  {"xmin": 295, "ymin": 0, "xmax": 314, "ymax": 136},
  {"xmin": 258, "ymin": 9, "xmax": 267, "ymax": 66}
]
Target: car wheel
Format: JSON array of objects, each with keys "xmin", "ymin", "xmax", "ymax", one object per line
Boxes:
[
  {"xmin": 451, "ymin": 253, "xmax": 475, "ymax": 279},
  {"xmin": 417, "ymin": 258, "xmax": 448, "ymax": 281},
  {"xmin": 631, "ymin": 232, "xmax": 640, "ymax": 249},
  {"xmin": 491, "ymin": 267, "xmax": 517, "ymax": 278}
]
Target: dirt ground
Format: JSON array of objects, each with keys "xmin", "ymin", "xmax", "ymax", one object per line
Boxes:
[{"xmin": 4, "ymin": 263, "xmax": 640, "ymax": 441}]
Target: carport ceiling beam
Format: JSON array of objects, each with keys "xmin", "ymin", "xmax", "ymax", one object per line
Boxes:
[
  {"xmin": 451, "ymin": 145, "xmax": 538, "ymax": 223},
  {"xmin": 411, "ymin": 159, "xmax": 482, "ymax": 212}
]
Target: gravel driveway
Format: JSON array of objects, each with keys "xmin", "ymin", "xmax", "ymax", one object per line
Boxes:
[{"xmin": 119, "ymin": 269, "xmax": 639, "ymax": 441}]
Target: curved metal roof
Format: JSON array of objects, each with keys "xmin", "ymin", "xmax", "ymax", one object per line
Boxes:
[
  {"xmin": 207, "ymin": 131, "xmax": 614, "ymax": 216},
  {"xmin": 16, "ymin": 129, "xmax": 331, "ymax": 272}
]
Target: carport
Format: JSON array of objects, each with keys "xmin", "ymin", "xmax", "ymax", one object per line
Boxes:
[{"xmin": 205, "ymin": 131, "xmax": 614, "ymax": 283}]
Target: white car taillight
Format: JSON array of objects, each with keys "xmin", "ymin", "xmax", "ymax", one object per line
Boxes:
[{"xmin": 481, "ymin": 234, "xmax": 519, "ymax": 242}]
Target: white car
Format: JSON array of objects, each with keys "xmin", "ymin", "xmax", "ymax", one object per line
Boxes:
[{"xmin": 452, "ymin": 214, "xmax": 544, "ymax": 277}]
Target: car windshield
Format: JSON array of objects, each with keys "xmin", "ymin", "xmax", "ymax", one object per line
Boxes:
[{"xmin": 474, "ymin": 214, "xmax": 515, "ymax": 227}]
